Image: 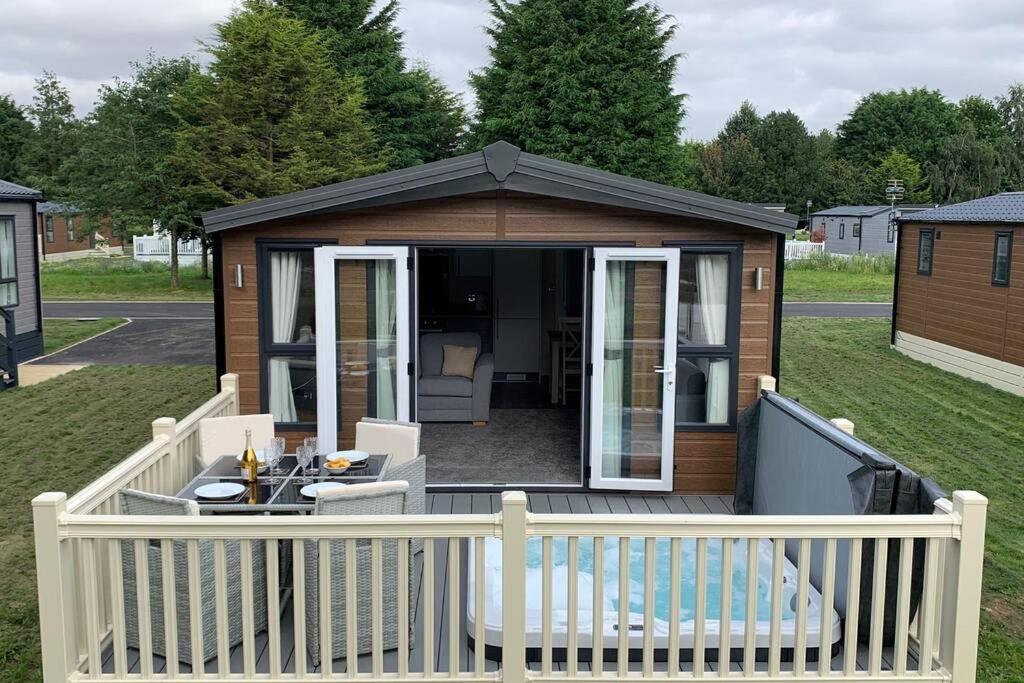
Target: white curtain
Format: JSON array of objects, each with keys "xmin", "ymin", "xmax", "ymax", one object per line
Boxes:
[
  {"xmin": 374, "ymin": 260, "xmax": 397, "ymax": 420},
  {"xmin": 601, "ymin": 261, "xmax": 627, "ymax": 478},
  {"xmin": 269, "ymin": 252, "xmax": 302, "ymax": 422},
  {"xmin": 696, "ymin": 255, "xmax": 729, "ymax": 423}
]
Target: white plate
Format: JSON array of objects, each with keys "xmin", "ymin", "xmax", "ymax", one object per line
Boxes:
[
  {"xmin": 195, "ymin": 482, "xmax": 246, "ymax": 500},
  {"xmin": 326, "ymin": 449, "xmax": 369, "ymax": 464},
  {"xmin": 300, "ymin": 482, "xmax": 348, "ymax": 498}
]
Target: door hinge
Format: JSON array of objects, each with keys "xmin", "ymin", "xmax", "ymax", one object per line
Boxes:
[
  {"xmin": 586, "ymin": 362, "xmax": 593, "ymax": 377},
  {"xmin": 588, "ymin": 256, "xmax": 595, "ymax": 272},
  {"xmin": 407, "ymin": 255, "xmax": 415, "ymax": 270},
  {"xmin": 584, "ymin": 465, "xmax": 592, "ymax": 479},
  {"xmin": 407, "ymin": 362, "xmax": 415, "ymax": 376}
]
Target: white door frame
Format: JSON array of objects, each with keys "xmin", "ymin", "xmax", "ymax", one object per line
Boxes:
[
  {"xmin": 588, "ymin": 247, "xmax": 679, "ymax": 491},
  {"xmin": 314, "ymin": 245, "xmax": 410, "ymax": 453}
]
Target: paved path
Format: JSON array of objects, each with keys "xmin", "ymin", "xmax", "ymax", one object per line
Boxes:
[
  {"xmin": 43, "ymin": 301, "xmax": 213, "ymax": 319},
  {"xmin": 782, "ymin": 302, "xmax": 892, "ymax": 318}
]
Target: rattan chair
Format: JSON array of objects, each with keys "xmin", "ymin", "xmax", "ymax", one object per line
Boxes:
[
  {"xmin": 119, "ymin": 489, "xmax": 268, "ymax": 667},
  {"xmin": 355, "ymin": 418, "xmax": 421, "ymax": 466},
  {"xmin": 381, "ymin": 454, "xmax": 426, "ymax": 554},
  {"xmin": 304, "ymin": 481, "xmax": 415, "ymax": 666}
]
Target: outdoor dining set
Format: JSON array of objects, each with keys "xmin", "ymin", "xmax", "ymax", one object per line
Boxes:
[{"xmin": 117, "ymin": 414, "xmax": 426, "ymax": 668}]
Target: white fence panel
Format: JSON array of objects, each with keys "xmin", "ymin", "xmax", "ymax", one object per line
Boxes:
[
  {"xmin": 133, "ymin": 234, "xmax": 207, "ymax": 266},
  {"xmin": 785, "ymin": 241, "xmax": 825, "ymax": 260}
]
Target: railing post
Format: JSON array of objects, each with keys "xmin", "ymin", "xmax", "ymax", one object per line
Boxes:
[
  {"xmin": 830, "ymin": 418, "xmax": 855, "ymax": 435},
  {"xmin": 33, "ymin": 492, "xmax": 77, "ymax": 683},
  {"xmin": 939, "ymin": 491, "xmax": 988, "ymax": 682},
  {"xmin": 152, "ymin": 417, "xmax": 177, "ymax": 494},
  {"xmin": 501, "ymin": 491, "xmax": 528, "ymax": 683},
  {"xmin": 221, "ymin": 373, "xmax": 240, "ymax": 415},
  {"xmin": 756, "ymin": 375, "xmax": 777, "ymax": 394}
]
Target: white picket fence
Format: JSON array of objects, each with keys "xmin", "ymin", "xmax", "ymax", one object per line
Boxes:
[
  {"xmin": 784, "ymin": 241, "xmax": 825, "ymax": 260},
  {"xmin": 31, "ymin": 374, "xmax": 988, "ymax": 682},
  {"xmin": 133, "ymin": 234, "xmax": 207, "ymax": 266}
]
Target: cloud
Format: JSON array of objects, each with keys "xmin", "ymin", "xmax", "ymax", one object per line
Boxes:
[{"xmin": 1, "ymin": 0, "xmax": 1022, "ymax": 141}]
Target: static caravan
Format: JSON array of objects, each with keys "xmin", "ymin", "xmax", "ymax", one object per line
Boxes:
[
  {"xmin": 814, "ymin": 205, "xmax": 933, "ymax": 256},
  {"xmin": 203, "ymin": 142, "xmax": 797, "ymax": 493},
  {"xmin": 0, "ymin": 179, "xmax": 44, "ymax": 388},
  {"xmin": 893, "ymin": 192, "xmax": 1024, "ymax": 396}
]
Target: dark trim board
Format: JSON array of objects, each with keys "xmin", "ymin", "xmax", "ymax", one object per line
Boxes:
[
  {"xmin": 890, "ymin": 225, "xmax": 904, "ymax": 346},
  {"xmin": 213, "ymin": 233, "xmax": 226, "ymax": 386},
  {"xmin": 771, "ymin": 233, "xmax": 784, "ymax": 387},
  {"xmin": 15, "ymin": 329, "xmax": 44, "ymax": 361}
]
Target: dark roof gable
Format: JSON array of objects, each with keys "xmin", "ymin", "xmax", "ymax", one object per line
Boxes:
[
  {"xmin": 0, "ymin": 179, "xmax": 42, "ymax": 200},
  {"xmin": 901, "ymin": 192, "xmax": 1024, "ymax": 224},
  {"xmin": 201, "ymin": 141, "xmax": 797, "ymax": 235}
]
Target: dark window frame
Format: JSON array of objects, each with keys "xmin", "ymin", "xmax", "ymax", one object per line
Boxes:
[
  {"xmin": 0, "ymin": 215, "xmax": 18, "ymax": 308},
  {"xmin": 886, "ymin": 216, "xmax": 897, "ymax": 243},
  {"xmin": 66, "ymin": 215, "xmax": 75, "ymax": 241},
  {"xmin": 256, "ymin": 238, "xmax": 337, "ymax": 431},
  {"xmin": 917, "ymin": 228, "xmax": 935, "ymax": 276},
  {"xmin": 44, "ymin": 215, "xmax": 54, "ymax": 243},
  {"xmin": 664, "ymin": 241, "xmax": 742, "ymax": 432},
  {"xmin": 852, "ymin": 222, "xmax": 861, "ymax": 238},
  {"xmin": 992, "ymin": 231, "xmax": 1013, "ymax": 287},
  {"xmin": 839, "ymin": 222, "xmax": 845, "ymax": 239}
]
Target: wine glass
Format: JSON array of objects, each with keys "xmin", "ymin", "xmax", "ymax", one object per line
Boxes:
[
  {"xmin": 270, "ymin": 436, "xmax": 287, "ymax": 476},
  {"xmin": 303, "ymin": 436, "xmax": 320, "ymax": 475},
  {"xmin": 296, "ymin": 445, "xmax": 313, "ymax": 483}
]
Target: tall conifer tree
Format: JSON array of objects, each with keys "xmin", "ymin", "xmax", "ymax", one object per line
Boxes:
[{"xmin": 469, "ymin": 0, "xmax": 686, "ymax": 184}]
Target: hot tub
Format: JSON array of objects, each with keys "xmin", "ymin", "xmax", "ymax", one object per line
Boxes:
[{"xmin": 467, "ymin": 537, "xmax": 842, "ymax": 661}]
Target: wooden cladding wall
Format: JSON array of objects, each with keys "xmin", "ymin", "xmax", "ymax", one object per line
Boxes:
[
  {"xmin": 218, "ymin": 192, "xmax": 779, "ymax": 493},
  {"xmin": 896, "ymin": 223, "xmax": 1024, "ymax": 367}
]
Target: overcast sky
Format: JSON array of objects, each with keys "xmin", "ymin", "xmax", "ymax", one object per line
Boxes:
[{"xmin": 2, "ymin": 0, "xmax": 1023, "ymax": 140}]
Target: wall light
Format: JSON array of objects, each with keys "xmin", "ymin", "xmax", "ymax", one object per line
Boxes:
[
  {"xmin": 234, "ymin": 264, "xmax": 244, "ymax": 288},
  {"xmin": 755, "ymin": 267, "xmax": 766, "ymax": 291}
]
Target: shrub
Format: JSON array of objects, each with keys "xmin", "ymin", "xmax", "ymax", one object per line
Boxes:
[
  {"xmin": 785, "ymin": 251, "xmax": 896, "ymax": 275},
  {"xmin": 41, "ymin": 258, "xmax": 203, "ymax": 276}
]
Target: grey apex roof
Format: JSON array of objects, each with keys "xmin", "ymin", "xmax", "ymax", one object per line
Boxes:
[
  {"xmin": 0, "ymin": 179, "xmax": 42, "ymax": 200},
  {"xmin": 811, "ymin": 205, "xmax": 891, "ymax": 218},
  {"xmin": 202, "ymin": 141, "xmax": 797, "ymax": 235},
  {"xmin": 901, "ymin": 192, "xmax": 1024, "ymax": 224},
  {"xmin": 38, "ymin": 201, "xmax": 81, "ymax": 214}
]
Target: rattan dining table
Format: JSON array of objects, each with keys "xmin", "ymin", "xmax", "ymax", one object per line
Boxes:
[{"xmin": 176, "ymin": 453, "xmax": 392, "ymax": 513}]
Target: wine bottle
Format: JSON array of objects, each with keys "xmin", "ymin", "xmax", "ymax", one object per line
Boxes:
[{"xmin": 241, "ymin": 428, "xmax": 259, "ymax": 484}]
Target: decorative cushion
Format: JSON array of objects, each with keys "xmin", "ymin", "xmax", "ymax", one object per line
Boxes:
[
  {"xmin": 441, "ymin": 344, "xmax": 478, "ymax": 379},
  {"xmin": 418, "ymin": 375, "xmax": 474, "ymax": 397}
]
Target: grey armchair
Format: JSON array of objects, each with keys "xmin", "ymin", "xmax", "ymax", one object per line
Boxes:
[{"xmin": 417, "ymin": 332, "xmax": 493, "ymax": 423}]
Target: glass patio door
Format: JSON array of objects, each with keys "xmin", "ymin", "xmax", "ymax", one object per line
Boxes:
[
  {"xmin": 314, "ymin": 246, "xmax": 410, "ymax": 453},
  {"xmin": 588, "ymin": 248, "xmax": 679, "ymax": 491}
]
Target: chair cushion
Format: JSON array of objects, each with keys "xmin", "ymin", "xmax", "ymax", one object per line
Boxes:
[
  {"xmin": 441, "ymin": 344, "xmax": 478, "ymax": 379},
  {"xmin": 418, "ymin": 375, "xmax": 474, "ymax": 397}
]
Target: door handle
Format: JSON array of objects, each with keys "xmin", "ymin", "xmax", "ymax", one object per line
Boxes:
[{"xmin": 653, "ymin": 366, "xmax": 673, "ymax": 374}]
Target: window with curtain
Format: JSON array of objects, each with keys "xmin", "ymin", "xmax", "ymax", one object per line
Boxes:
[
  {"xmin": 675, "ymin": 246, "xmax": 740, "ymax": 427},
  {"xmin": 918, "ymin": 229, "xmax": 935, "ymax": 275},
  {"xmin": 259, "ymin": 245, "xmax": 319, "ymax": 426},
  {"xmin": 45, "ymin": 215, "xmax": 54, "ymax": 243},
  {"xmin": 66, "ymin": 215, "xmax": 75, "ymax": 241},
  {"xmin": 992, "ymin": 232, "xmax": 1013, "ymax": 286},
  {"xmin": 0, "ymin": 217, "xmax": 17, "ymax": 308}
]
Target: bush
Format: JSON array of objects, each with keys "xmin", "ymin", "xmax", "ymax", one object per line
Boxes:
[
  {"xmin": 785, "ymin": 251, "xmax": 896, "ymax": 275},
  {"xmin": 41, "ymin": 257, "xmax": 203, "ymax": 276}
]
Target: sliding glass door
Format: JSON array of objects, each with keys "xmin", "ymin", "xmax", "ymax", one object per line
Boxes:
[
  {"xmin": 314, "ymin": 246, "xmax": 410, "ymax": 452},
  {"xmin": 588, "ymin": 248, "xmax": 679, "ymax": 491}
]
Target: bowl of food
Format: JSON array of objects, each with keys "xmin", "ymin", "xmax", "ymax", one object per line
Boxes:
[{"xmin": 323, "ymin": 458, "xmax": 351, "ymax": 475}]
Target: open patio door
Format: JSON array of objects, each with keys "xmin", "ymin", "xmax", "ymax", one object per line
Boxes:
[
  {"xmin": 588, "ymin": 248, "xmax": 679, "ymax": 491},
  {"xmin": 314, "ymin": 246, "xmax": 410, "ymax": 453}
]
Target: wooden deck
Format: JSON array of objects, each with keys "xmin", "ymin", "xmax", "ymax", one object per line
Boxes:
[{"xmin": 101, "ymin": 492, "xmax": 916, "ymax": 677}]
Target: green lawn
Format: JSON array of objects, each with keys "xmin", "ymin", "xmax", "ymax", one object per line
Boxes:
[
  {"xmin": 42, "ymin": 318, "xmax": 126, "ymax": 354},
  {"xmin": 781, "ymin": 318, "xmax": 1024, "ymax": 681},
  {"xmin": 0, "ymin": 366, "xmax": 215, "ymax": 682},
  {"xmin": 41, "ymin": 258, "xmax": 213, "ymax": 301},
  {"xmin": 783, "ymin": 269, "xmax": 894, "ymax": 302}
]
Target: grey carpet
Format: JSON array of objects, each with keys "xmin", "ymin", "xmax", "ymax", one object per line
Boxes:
[{"xmin": 423, "ymin": 408, "xmax": 581, "ymax": 485}]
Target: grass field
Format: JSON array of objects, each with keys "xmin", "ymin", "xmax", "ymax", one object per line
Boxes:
[
  {"xmin": 784, "ymin": 251, "xmax": 895, "ymax": 302},
  {"xmin": 42, "ymin": 318, "xmax": 126, "ymax": 354},
  {"xmin": 0, "ymin": 365, "xmax": 215, "ymax": 682},
  {"xmin": 41, "ymin": 258, "xmax": 213, "ymax": 301},
  {"xmin": 781, "ymin": 318, "xmax": 1024, "ymax": 681}
]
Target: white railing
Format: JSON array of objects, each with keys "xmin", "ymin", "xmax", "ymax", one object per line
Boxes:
[
  {"xmin": 133, "ymin": 234, "xmax": 207, "ymax": 266},
  {"xmin": 31, "ymin": 376, "xmax": 988, "ymax": 683},
  {"xmin": 784, "ymin": 241, "xmax": 825, "ymax": 260}
]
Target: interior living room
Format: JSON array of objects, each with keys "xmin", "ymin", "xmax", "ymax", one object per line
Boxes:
[{"xmin": 416, "ymin": 247, "xmax": 585, "ymax": 485}]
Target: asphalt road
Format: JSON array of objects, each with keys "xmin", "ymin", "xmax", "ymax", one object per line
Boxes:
[{"xmin": 32, "ymin": 300, "xmax": 889, "ymax": 367}]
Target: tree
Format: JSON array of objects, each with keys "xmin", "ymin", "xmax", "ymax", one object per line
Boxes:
[
  {"xmin": 996, "ymin": 82, "xmax": 1024, "ymax": 188},
  {"xmin": 864, "ymin": 150, "xmax": 930, "ymax": 204},
  {"xmin": 469, "ymin": 0, "xmax": 686, "ymax": 184},
  {"xmin": 927, "ymin": 128, "xmax": 1008, "ymax": 203},
  {"xmin": 19, "ymin": 72, "xmax": 81, "ymax": 197},
  {"xmin": 0, "ymin": 95, "xmax": 31, "ymax": 181},
  {"xmin": 64, "ymin": 55, "xmax": 200, "ymax": 287},
  {"xmin": 696, "ymin": 134, "xmax": 766, "ymax": 202},
  {"xmin": 717, "ymin": 101, "xmax": 760, "ymax": 144},
  {"xmin": 279, "ymin": 0, "xmax": 465, "ymax": 167},
  {"xmin": 957, "ymin": 95, "xmax": 1004, "ymax": 141},
  {"xmin": 836, "ymin": 88, "xmax": 960, "ymax": 169},
  {"xmin": 173, "ymin": 0, "xmax": 384, "ymax": 222},
  {"xmin": 748, "ymin": 110, "xmax": 821, "ymax": 213}
]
